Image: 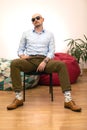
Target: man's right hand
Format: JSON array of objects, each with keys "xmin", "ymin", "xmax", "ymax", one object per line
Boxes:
[{"xmin": 19, "ymin": 55, "xmax": 30, "ymax": 59}]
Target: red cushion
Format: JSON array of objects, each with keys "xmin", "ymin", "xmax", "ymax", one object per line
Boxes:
[{"xmin": 39, "ymin": 53, "xmax": 80, "ymax": 86}]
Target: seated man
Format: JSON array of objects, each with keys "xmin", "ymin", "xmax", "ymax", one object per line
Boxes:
[{"xmin": 7, "ymin": 13, "xmax": 81, "ymax": 112}]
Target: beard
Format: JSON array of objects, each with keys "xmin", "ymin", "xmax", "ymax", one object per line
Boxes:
[
  {"xmin": 34, "ymin": 22, "xmax": 42, "ymax": 28},
  {"xmin": 35, "ymin": 24, "xmax": 41, "ymax": 28}
]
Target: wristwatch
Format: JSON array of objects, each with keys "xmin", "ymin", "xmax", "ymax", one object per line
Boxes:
[{"xmin": 43, "ymin": 59, "xmax": 48, "ymax": 63}]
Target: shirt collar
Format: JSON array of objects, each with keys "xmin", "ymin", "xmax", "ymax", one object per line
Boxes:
[{"xmin": 32, "ymin": 29, "xmax": 45, "ymax": 33}]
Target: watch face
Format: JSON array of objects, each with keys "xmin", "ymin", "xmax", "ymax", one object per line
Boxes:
[{"xmin": 44, "ymin": 59, "xmax": 48, "ymax": 63}]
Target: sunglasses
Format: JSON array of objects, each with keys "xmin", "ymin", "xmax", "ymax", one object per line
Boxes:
[{"xmin": 31, "ymin": 16, "xmax": 41, "ymax": 22}]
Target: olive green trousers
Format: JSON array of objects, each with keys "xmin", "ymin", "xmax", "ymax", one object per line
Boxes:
[{"xmin": 10, "ymin": 56, "xmax": 71, "ymax": 92}]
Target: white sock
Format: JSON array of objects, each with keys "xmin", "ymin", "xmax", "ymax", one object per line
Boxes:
[
  {"xmin": 15, "ymin": 91, "xmax": 23, "ymax": 100},
  {"xmin": 64, "ymin": 91, "xmax": 72, "ymax": 102}
]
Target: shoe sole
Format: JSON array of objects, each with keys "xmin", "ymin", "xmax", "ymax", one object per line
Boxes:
[
  {"xmin": 64, "ymin": 106, "xmax": 82, "ymax": 112},
  {"xmin": 7, "ymin": 103, "xmax": 23, "ymax": 110}
]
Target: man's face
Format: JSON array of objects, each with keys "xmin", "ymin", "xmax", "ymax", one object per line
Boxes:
[{"xmin": 31, "ymin": 14, "xmax": 44, "ymax": 27}]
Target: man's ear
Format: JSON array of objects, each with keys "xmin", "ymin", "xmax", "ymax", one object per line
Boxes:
[{"xmin": 42, "ymin": 18, "xmax": 44, "ymax": 22}]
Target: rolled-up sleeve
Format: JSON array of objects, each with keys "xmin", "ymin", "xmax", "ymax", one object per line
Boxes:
[
  {"xmin": 47, "ymin": 33, "xmax": 55, "ymax": 59},
  {"xmin": 17, "ymin": 32, "xmax": 27, "ymax": 56}
]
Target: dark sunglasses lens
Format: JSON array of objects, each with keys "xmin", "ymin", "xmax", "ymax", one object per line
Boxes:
[
  {"xmin": 36, "ymin": 16, "xmax": 40, "ymax": 20},
  {"xmin": 32, "ymin": 18, "xmax": 35, "ymax": 22},
  {"xmin": 31, "ymin": 16, "xmax": 41, "ymax": 22}
]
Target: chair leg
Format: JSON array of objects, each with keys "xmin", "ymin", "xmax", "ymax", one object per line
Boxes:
[
  {"xmin": 23, "ymin": 72, "xmax": 53, "ymax": 102},
  {"xmin": 23, "ymin": 73, "xmax": 25, "ymax": 101},
  {"xmin": 50, "ymin": 74, "xmax": 53, "ymax": 101}
]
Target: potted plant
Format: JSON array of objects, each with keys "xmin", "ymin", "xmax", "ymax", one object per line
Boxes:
[{"xmin": 65, "ymin": 35, "xmax": 87, "ymax": 74}]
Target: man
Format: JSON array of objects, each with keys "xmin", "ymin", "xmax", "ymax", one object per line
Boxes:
[{"xmin": 7, "ymin": 13, "xmax": 81, "ymax": 112}]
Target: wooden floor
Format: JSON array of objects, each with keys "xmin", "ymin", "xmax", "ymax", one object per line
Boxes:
[{"xmin": 0, "ymin": 72, "xmax": 87, "ymax": 130}]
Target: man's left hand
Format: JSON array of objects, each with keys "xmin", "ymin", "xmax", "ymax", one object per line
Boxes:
[{"xmin": 36, "ymin": 61, "xmax": 47, "ymax": 72}]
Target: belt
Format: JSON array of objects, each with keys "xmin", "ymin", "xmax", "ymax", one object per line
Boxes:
[{"xmin": 29, "ymin": 55, "xmax": 46, "ymax": 57}]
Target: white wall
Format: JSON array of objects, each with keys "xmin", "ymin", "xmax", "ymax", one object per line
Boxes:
[{"xmin": 0, "ymin": 0, "xmax": 87, "ymax": 60}]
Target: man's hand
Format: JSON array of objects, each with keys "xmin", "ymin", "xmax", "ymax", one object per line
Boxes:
[
  {"xmin": 36, "ymin": 57, "xmax": 50, "ymax": 72},
  {"xmin": 19, "ymin": 55, "xmax": 30, "ymax": 59},
  {"xmin": 36, "ymin": 61, "xmax": 47, "ymax": 72}
]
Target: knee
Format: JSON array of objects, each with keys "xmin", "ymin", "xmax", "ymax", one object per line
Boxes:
[
  {"xmin": 57, "ymin": 61, "xmax": 67, "ymax": 70},
  {"xmin": 57, "ymin": 61, "xmax": 66, "ymax": 66},
  {"xmin": 11, "ymin": 59, "xmax": 20, "ymax": 67},
  {"xmin": 52, "ymin": 61, "xmax": 66, "ymax": 72},
  {"xmin": 60, "ymin": 61, "xmax": 66, "ymax": 67}
]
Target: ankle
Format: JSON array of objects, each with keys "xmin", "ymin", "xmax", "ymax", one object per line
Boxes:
[
  {"xmin": 15, "ymin": 91, "xmax": 23, "ymax": 100},
  {"xmin": 64, "ymin": 91, "xmax": 72, "ymax": 102}
]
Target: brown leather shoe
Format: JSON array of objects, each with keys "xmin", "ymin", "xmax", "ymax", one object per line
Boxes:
[
  {"xmin": 7, "ymin": 98, "xmax": 24, "ymax": 110},
  {"xmin": 64, "ymin": 100, "xmax": 81, "ymax": 112}
]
